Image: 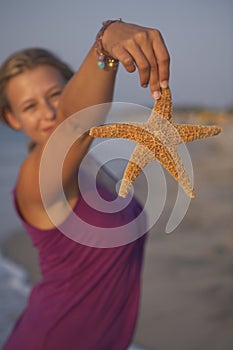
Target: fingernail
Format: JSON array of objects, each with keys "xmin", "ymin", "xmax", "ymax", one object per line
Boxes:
[
  {"xmin": 142, "ymin": 83, "xmax": 148, "ymax": 88},
  {"xmin": 152, "ymin": 91, "xmax": 161, "ymax": 99},
  {"xmin": 160, "ymin": 80, "xmax": 168, "ymax": 88}
]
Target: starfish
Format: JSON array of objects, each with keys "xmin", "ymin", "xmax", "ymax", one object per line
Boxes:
[{"xmin": 89, "ymin": 88, "xmax": 222, "ymax": 198}]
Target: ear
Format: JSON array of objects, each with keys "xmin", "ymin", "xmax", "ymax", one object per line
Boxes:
[{"xmin": 4, "ymin": 108, "xmax": 22, "ymax": 130}]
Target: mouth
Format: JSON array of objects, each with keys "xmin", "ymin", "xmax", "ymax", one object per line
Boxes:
[{"xmin": 43, "ymin": 125, "xmax": 55, "ymax": 133}]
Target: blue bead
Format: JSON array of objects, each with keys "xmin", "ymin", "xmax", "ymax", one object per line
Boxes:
[{"xmin": 98, "ymin": 61, "xmax": 105, "ymax": 69}]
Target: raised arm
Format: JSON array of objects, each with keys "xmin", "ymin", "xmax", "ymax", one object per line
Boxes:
[
  {"xmin": 57, "ymin": 20, "xmax": 170, "ymax": 199},
  {"xmin": 16, "ymin": 20, "xmax": 170, "ymax": 229}
]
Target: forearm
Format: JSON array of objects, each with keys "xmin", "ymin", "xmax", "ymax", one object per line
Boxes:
[{"xmin": 58, "ymin": 44, "xmax": 117, "ymax": 120}]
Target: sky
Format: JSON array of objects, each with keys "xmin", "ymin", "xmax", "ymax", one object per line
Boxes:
[{"xmin": 0, "ymin": 0, "xmax": 232, "ymax": 109}]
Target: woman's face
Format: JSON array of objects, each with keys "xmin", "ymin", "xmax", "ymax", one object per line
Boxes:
[{"xmin": 5, "ymin": 64, "xmax": 66, "ymax": 146}]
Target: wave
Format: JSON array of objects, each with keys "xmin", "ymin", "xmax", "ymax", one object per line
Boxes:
[{"xmin": 0, "ymin": 252, "xmax": 30, "ymax": 347}]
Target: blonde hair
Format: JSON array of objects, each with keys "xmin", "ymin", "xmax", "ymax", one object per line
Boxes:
[{"xmin": 0, "ymin": 47, "xmax": 74, "ymax": 125}]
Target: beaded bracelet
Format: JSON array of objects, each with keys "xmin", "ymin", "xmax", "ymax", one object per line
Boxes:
[{"xmin": 95, "ymin": 18, "xmax": 122, "ymax": 70}]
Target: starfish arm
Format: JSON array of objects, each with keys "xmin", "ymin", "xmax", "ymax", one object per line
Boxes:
[
  {"xmin": 149, "ymin": 87, "xmax": 173, "ymax": 123},
  {"xmin": 120, "ymin": 140, "xmax": 195, "ymax": 199},
  {"xmin": 174, "ymin": 124, "xmax": 222, "ymax": 143},
  {"xmin": 89, "ymin": 123, "xmax": 155, "ymax": 147},
  {"xmin": 155, "ymin": 143, "xmax": 195, "ymax": 198},
  {"xmin": 118, "ymin": 144, "xmax": 155, "ymax": 197}
]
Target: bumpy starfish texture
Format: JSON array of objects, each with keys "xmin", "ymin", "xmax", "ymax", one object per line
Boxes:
[{"xmin": 89, "ymin": 88, "xmax": 222, "ymax": 198}]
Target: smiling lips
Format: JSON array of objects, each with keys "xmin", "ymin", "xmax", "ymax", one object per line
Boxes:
[{"xmin": 43, "ymin": 125, "xmax": 55, "ymax": 133}]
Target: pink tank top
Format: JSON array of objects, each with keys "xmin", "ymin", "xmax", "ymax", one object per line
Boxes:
[{"xmin": 3, "ymin": 179, "xmax": 147, "ymax": 350}]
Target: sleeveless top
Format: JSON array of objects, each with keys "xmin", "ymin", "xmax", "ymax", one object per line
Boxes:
[{"xmin": 3, "ymin": 175, "xmax": 147, "ymax": 350}]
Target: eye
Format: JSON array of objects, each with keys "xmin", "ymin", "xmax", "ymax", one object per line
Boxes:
[
  {"xmin": 50, "ymin": 90, "xmax": 62, "ymax": 99},
  {"xmin": 23, "ymin": 103, "xmax": 36, "ymax": 112}
]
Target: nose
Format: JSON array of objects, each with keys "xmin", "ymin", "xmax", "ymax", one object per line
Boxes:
[{"xmin": 43, "ymin": 99, "xmax": 56, "ymax": 121}]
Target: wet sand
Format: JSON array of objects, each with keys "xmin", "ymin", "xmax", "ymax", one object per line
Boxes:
[{"xmin": 1, "ymin": 111, "xmax": 233, "ymax": 350}]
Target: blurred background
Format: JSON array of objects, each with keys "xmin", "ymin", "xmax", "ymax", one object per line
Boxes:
[
  {"xmin": 0, "ymin": 0, "xmax": 232, "ymax": 349},
  {"xmin": 0, "ymin": 0, "xmax": 232, "ymax": 108}
]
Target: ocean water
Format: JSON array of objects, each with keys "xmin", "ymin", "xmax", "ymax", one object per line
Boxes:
[
  {"xmin": 0, "ymin": 252, "xmax": 30, "ymax": 347},
  {"xmin": 0, "ymin": 125, "xmax": 29, "ymax": 346},
  {"xmin": 0, "ymin": 125, "xmax": 28, "ymax": 240},
  {"xmin": 0, "ymin": 125, "xmax": 148, "ymax": 348}
]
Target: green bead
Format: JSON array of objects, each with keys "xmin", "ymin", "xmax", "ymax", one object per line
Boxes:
[{"xmin": 98, "ymin": 61, "xmax": 105, "ymax": 69}]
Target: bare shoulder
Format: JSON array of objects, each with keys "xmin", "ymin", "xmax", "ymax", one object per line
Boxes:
[
  {"xmin": 15, "ymin": 146, "xmax": 79, "ymax": 229},
  {"xmin": 16, "ymin": 147, "xmax": 42, "ymax": 204},
  {"xmin": 15, "ymin": 147, "xmax": 53, "ymax": 228}
]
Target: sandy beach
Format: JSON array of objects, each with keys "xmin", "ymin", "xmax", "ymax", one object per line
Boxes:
[{"xmin": 1, "ymin": 111, "xmax": 233, "ymax": 349}]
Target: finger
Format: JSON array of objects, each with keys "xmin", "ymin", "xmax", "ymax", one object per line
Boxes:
[
  {"xmin": 152, "ymin": 30, "xmax": 170, "ymax": 88},
  {"xmin": 112, "ymin": 45, "xmax": 136, "ymax": 73},
  {"xmin": 149, "ymin": 63, "xmax": 161, "ymax": 99},
  {"xmin": 133, "ymin": 40, "xmax": 161, "ymax": 98},
  {"xmin": 128, "ymin": 30, "xmax": 168, "ymax": 98},
  {"xmin": 126, "ymin": 43, "xmax": 152, "ymax": 88},
  {"xmin": 113, "ymin": 40, "xmax": 155, "ymax": 88}
]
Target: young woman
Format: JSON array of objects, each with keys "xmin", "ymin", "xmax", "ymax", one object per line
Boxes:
[{"xmin": 0, "ymin": 19, "xmax": 170, "ymax": 349}]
